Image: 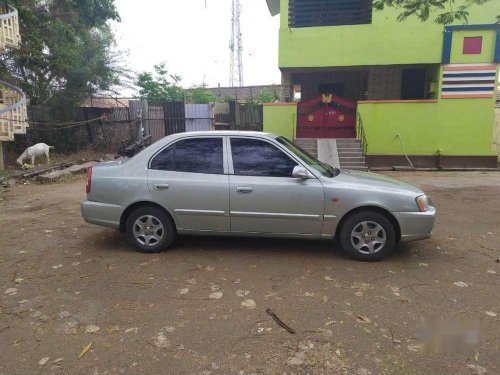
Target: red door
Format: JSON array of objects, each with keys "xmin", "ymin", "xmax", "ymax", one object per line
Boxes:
[{"xmin": 296, "ymin": 94, "xmax": 356, "ymax": 138}]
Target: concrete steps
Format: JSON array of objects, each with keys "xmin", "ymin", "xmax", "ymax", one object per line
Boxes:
[
  {"xmin": 295, "ymin": 138, "xmax": 368, "ymax": 171},
  {"xmin": 335, "ymin": 139, "xmax": 368, "ymax": 171},
  {"xmin": 294, "ymin": 138, "xmax": 318, "ymax": 158}
]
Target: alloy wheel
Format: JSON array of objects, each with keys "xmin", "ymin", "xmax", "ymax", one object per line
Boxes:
[
  {"xmin": 350, "ymin": 221, "xmax": 387, "ymax": 255},
  {"xmin": 133, "ymin": 215, "xmax": 164, "ymax": 247}
]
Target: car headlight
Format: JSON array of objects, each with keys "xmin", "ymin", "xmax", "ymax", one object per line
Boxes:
[{"xmin": 416, "ymin": 195, "xmax": 432, "ymax": 212}]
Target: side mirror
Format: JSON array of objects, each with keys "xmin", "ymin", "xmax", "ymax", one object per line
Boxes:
[{"xmin": 292, "ymin": 165, "xmax": 312, "ymax": 179}]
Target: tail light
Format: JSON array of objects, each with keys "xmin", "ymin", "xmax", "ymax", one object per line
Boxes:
[{"xmin": 86, "ymin": 166, "xmax": 92, "ymax": 194}]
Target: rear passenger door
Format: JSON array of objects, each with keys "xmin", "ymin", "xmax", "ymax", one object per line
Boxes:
[{"xmin": 148, "ymin": 136, "xmax": 230, "ymax": 232}]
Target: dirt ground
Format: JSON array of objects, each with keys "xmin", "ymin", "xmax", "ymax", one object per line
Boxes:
[{"xmin": 0, "ymin": 171, "xmax": 499, "ymax": 375}]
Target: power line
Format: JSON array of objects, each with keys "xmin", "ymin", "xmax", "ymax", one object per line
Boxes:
[
  {"xmin": 0, "ymin": 115, "xmax": 140, "ymax": 131},
  {"xmin": 0, "ymin": 115, "xmax": 106, "ymax": 126}
]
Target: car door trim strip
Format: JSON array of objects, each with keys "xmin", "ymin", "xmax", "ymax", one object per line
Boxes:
[
  {"xmin": 175, "ymin": 209, "xmax": 228, "ymax": 217},
  {"xmin": 230, "ymin": 211, "xmax": 322, "ymax": 220},
  {"xmin": 323, "ymin": 215, "xmax": 337, "ymax": 220}
]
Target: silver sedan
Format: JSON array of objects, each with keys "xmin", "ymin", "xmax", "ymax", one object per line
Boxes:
[{"xmin": 81, "ymin": 131, "xmax": 436, "ymax": 261}]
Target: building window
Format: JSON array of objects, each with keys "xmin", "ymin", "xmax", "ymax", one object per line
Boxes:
[
  {"xmin": 289, "ymin": 0, "xmax": 372, "ymax": 28},
  {"xmin": 463, "ymin": 37, "xmax": 483, "ymax": 55},
  {"xmin": 401, "ymin": 69, "xmax": 427, "ymax": 100}
]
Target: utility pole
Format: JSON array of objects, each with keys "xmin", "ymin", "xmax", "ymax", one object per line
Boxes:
[{"xmin": 229, "ymin": 0, "xmax": 244, "ymax": 87}]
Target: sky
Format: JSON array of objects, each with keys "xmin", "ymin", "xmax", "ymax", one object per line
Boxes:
[{"xmin": 113, "ymin": 0, "xmax": 281, "ymax": 90}]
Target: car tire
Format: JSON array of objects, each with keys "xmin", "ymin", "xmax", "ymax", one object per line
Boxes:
[
  {"xmin": 339, "ymin": 210, "xmax": 396, "ymax": 261},
  {"xmin": 125, "ymin": 206, "xmax": 176, "ymax": 253}
]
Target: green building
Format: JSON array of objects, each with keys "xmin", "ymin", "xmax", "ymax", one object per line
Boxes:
[{"xmin": 263, "ymin": 0, "xmax": 500, "ymax": 169}]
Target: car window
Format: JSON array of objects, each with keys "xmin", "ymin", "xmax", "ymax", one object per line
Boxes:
[
  {"xmin": 150, "ymin": 144, "xmax": 174, "ymax": 170},
  {"xmin": 276, "ymin": 137, "xmax": 336, "ymax": 178},
  {"xmin": 230, "ymin": 138, "xmax": 297, "ymax": 177},
  {"xmin": 151, "ymin": 137, "xmax": 223, "ymax": 174}
]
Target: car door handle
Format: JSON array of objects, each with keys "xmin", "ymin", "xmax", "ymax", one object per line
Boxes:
[
  {"xmin": 154, "ymin": 184, "xmax": 169, "ymax": 191},
  {"xmin": 236, "ymin": 187, "xmax": 253, "ymax": 194}
]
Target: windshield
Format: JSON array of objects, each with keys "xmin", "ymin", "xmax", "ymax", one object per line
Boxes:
[{"xmin": 276, "ymin": 136, "xmax": 338, "ymax": 178}]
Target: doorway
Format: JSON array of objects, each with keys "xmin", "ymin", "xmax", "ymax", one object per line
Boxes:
[{"xmin": 319, "ymin": 83, "xmax": 345, "ymax": 97}]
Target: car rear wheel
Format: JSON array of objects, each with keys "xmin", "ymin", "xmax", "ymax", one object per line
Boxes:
[
  {"xmin": 339, "ymin": 211, "xmax": 396, "ymax": 261},
  {"xmin": 125, "ymin": 206, "xmax": 175, "ymax": 253}
]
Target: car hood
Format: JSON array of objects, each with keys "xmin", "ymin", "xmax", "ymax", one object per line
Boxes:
[{"xmin": 328, "ymin": 169, "xmax": 424, "ymax": 195}]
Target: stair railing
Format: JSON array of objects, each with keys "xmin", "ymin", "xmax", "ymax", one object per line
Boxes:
[
  {"xmin": 0, "ymin": 3, "xmax": 21, "ymax": 49},
  {"xmin": 0, "ymin": 79, "xmax": 28, "ymax": 141},
  {"xmin": 356, "ymin": 111, "xmax": 368, "ymax": 155}
]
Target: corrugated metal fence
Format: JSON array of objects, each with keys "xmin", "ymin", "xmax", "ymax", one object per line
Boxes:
[{"xmin": 185, "ymin": 104, "xmax": 213, "ymax": 132}]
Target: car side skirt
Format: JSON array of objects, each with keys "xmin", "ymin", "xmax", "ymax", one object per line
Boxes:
[{"xmin": 177, "ymin": 229, "xmax": 332, "ymax": 240}]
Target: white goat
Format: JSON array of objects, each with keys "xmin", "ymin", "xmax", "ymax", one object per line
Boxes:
[{"xmin": 17, "ymin": 143, "xmax": 54, "ymax": 166}]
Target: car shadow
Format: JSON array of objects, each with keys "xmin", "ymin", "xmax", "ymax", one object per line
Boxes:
[
  {"xmin": 86, "ymin": 228, "xmax": 429, "ymax": 264},
  {"xmin": 176, "ymin": 234, "xmax": 338, "ymax": 256},
  {"xmin": 87, "ymin": 229, "xmax": 343, "ymax": 258}
]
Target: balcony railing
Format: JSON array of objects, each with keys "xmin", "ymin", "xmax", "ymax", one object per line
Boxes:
[{"xmin": 0, "ymin": 3, "xmax": 20, "ymax": 50}]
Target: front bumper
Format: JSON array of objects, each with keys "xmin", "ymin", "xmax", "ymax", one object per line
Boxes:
[
  {"xmin": 393, "ymin": 206, "xmax": 436, "ymax": 242},
  {"xmin": 81, "ymin": 201, "xmax": 124, "ymax": 229}
]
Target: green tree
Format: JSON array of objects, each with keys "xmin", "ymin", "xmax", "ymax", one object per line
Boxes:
[
  {"xmin": 0, "ymin": 0, "xmax": 126, "ymax": 118},
  {"xmin": 188, "ymin": 86, "xmax": 216, "ymax": 104},
  {"xmin": 375, "ymin": 0, "xmax": 498, "ymax": 24},
  {"xmin": 136, "ymin": 63, "xmax": 184, "ymax": 104},
  {"xmin": 244, "ymin": 96, "xmax": 258, "ymax": 105},
  {"xmin": 258, "ymin": 87, "xmax": 280, "ymax": 103},
  {"xmin": 222, "ymin": 95, "xmax": 236, "ymax": 103}
]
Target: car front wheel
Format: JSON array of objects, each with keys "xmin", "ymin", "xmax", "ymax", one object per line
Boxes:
[
  {"xmin": 125, "ymin": 206, "xmax": 175, "ymax": 253},
  {"xmin": 339, "ymin": 210, "xmax": 396, "ymax": 261}
]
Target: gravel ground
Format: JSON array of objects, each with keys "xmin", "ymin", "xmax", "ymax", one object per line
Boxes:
[{"xmin": 0, "ymin": 171, "xmax": 499, "ymax": 375}]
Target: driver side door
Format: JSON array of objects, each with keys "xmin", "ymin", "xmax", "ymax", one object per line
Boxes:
[{"xmin": 228, "ymin": 137, "xmax": 325, "ymax": 235}]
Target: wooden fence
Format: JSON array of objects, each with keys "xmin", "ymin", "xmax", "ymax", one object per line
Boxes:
[
  {"xmin": 17, "ymin": 100, "xmax": 263, "ymax": 155},
  {"xmin": 231, "ymin": 102, "xmax": 263, "ymax": 131},
  {"xmin": 163, "ymin": 102, "xmax": 186, "ymax": 136},
  {"xmin": 148, "ymin": 106, "xmax": 165, "ymax": 142}
]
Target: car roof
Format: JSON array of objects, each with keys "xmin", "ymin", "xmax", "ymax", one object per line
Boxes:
[
  {"xmin": 127, "ymin": 131, "xmax": 282, "ymax": 167},
  {"xmin": 168, "ymin": 131, "xmax": 276, "ymax": 138}
]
